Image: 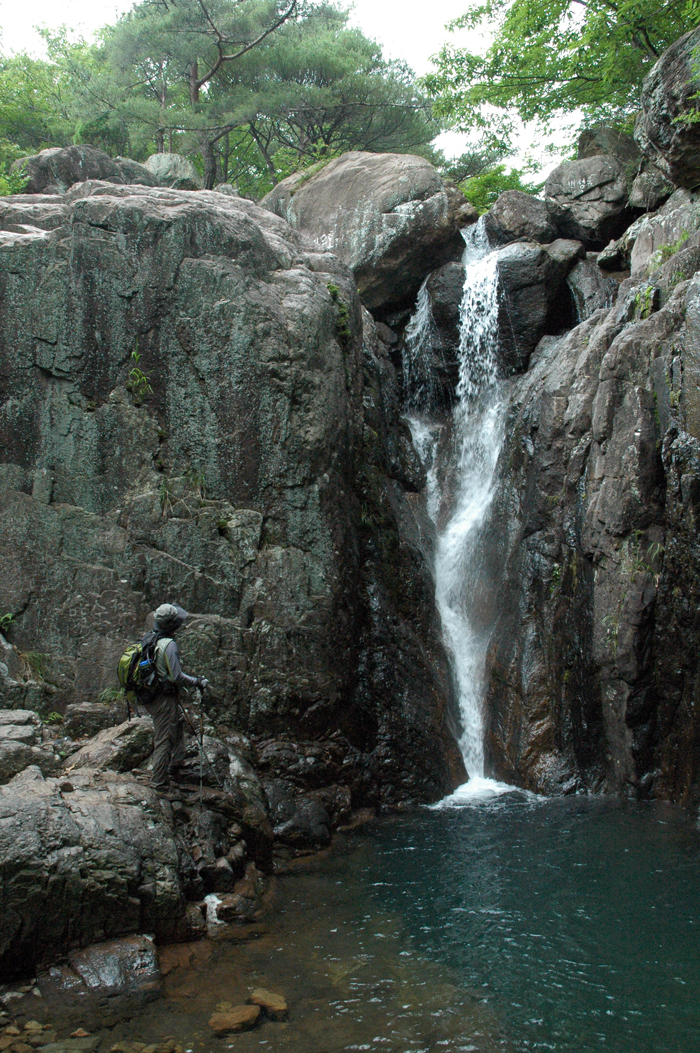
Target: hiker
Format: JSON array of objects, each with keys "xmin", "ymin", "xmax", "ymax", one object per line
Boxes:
[{"xmin": 142, "ymin": 602, "xmax": 209, "ymax": 795}]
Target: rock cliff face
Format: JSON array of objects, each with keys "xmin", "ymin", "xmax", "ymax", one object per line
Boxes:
[
  {"xmin": 0, "ymin": 181, "xmax": 463, "ymax": 815},
  {"xmin": 479, "ymin": 194, "xmax": 700, "ymax": 803},
  {"xmin": 635, "ymin": 27, "xmax": 700, "ymax": 189}
]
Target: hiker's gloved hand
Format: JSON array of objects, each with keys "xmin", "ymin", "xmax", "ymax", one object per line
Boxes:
[{"xmin": 197, "ymin": 677, "xmax": 209, "ymax": 690}]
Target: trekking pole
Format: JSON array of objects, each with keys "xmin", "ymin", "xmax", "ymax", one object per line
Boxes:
[
  {"xmin": 197, "ymin": 684, "xmax": 204, "ymax": 814},
  {"xmin": 177, "ymin": 698, "xmax": 225, "ymax": 791}
]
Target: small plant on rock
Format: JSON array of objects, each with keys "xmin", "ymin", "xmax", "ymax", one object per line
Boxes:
[
  {"xmin": 98, "ymin": 686, "xmax": 124, "ymax": 704},
  {"xmin": 185, "ymin": 468, "xmax": 207, "ymax": 502},
  {"xmin": 127, "ymin": 347, "xmax": 153, "ymax": 404},
  {"xmin": 327, "ymin": 283, "xmax": 352, "ymax": 351},
  {"xmin": 19, "ymin": 651, "xmax": 46, "ymax": 679}
]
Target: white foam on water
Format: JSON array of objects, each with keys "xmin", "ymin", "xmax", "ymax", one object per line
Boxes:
[{"xmin": 432, "ymin": 776, "xmax": 521, "ymax": 807}]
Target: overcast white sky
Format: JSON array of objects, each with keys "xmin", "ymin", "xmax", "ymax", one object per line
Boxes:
[
  {"xmin": 0, "ymin": 0, "xmax": 473, "ymax": 72},
  {"xmin": 0, "ymin": 0, "xmax": 570, "ymax": 167}
]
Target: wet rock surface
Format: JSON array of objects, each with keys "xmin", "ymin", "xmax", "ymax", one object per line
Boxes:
[
  {"xmin": 480, "ymin": 217, "xmax": 700, "ymax": 800},
  {"xmin": 0, "ymin": 178, "xmax": 459, "ymax": 823}
]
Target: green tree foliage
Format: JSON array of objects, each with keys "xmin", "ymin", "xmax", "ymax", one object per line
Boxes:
[
  {"xmin": 0, "ymin": 51, "xmax": 75, "ymax": 166},
  {"xmin": 25, "ymin": 1, "xmax": 438, "ymax": 193},
  {"xmin": 237, "ymin": 4, "xmax": 439, "ymax": 189},
  {"xmin": 425, "ymin": 0, "xmax": 700, "ymax": 148},
  {"xmin": 60, "ymin": 0, "xmax": 300, "ymax": 186},
  {"xmin": 459, "ymin": 163, "xmax": 541, "ymax": 213}
]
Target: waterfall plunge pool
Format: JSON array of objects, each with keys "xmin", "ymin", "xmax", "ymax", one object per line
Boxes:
[{"xmin": 69, "ymin": 792, "xmax": 700, "ymax": 1053}]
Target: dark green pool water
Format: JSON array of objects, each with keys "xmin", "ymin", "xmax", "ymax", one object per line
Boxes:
[{"xmin": 364, "ymin": 791, "xmax": 700, "ymax": 1053}]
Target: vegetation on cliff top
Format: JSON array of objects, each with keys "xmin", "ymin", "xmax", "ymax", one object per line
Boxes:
[
  {"xmin": 0, "ymin": 0, "xmax": 439, "ymax": 194},
  {"xmin": 0, "ymin": 0, "xmax": 698, "ymax": 196},
  {"xmin": 425, "ymin": 0, "xmax": 700, "ymax": 151}
]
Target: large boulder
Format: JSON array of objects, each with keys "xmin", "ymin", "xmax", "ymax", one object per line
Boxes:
[
  {"xmin": 11, "ymin": 146, "xmax": 126, "ymax": 195},
  {"xmin": 114, "ymin": 157, "xmax": 159, "ymax": 187},
  {"xmin": 628, "ymin": 162, "xmax": 674, "ymax": 211},
  {"xmin": 495, "ymin": 239, "xmax": 584, "ymax": 373},
  {"xmin": 635, "ymin": 27, "xmax": 700, "ymax": 190},
  {"xmin": 261, "ymin": 151, "xmax": 475, "ymax": 314},
  {"xmin": 483, "ymin": 190, "xmax": 557, "ymax": 247},
  {"xmin": 0, "ymin": 766, "xmax": 187, "ymax": 977},
  {"xmin": 577, "ymin": 126, "xmax": 641, "ymax": 165},
  {"xmin": 545, "ymin": 155, "xmax": 633, "ymax": 248},
  {"xmin": 144, "ymin": 152, "xmax": 202, "ymax": 190}
]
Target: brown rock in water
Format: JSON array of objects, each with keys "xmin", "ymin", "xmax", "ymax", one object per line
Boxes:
[
  {"xmin": 208, "ymin": 1005, "xmax": 260, "ymax": 1035},
  {"xmin": 248, "ymin": 988, "xmax": 288, "ymax": 1020}
]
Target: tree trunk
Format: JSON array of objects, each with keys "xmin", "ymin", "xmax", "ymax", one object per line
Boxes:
[
  {"xmin": 189, "ymin": 62, "xmax": 200, "ymax": 105},
  {"xmin": 157, "ymin": 128, "xmax": 165, "ymax": 153},
  {"xmin": 202, "ymin": 138, "xmax": 217, "ymax": 190},
  {"xmin": 249, "ymin": 124, "xmax": 277, "ymax": 184}
]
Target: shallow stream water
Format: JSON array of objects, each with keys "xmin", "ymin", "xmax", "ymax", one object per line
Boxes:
[{"xmin": 92, "ymin": 790, "xmax": 700, "ymax": 1053}]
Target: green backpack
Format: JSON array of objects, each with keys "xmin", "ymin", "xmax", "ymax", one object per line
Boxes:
[{"xmin": 117, "ymin": 630, "xmax": 165, "ymax": 704}]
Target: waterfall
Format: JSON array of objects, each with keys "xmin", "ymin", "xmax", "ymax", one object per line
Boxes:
[{"xmin": 406, "ymin": 219, "xmax": 509, "ymax": 791}]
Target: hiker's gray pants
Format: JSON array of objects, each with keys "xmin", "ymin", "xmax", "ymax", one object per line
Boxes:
[{"xmin": 142, "ymin": 692, "xmax": 186, "ymax": 790}]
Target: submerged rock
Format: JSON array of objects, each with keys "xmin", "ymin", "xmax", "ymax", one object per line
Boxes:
[
  {"xmin": 208, "ymin": 1005, "xmax": 260, "ymax": 1035},
  {"xmin": 248, "ymin": 988, "xmax": 288, "ymax": 1020}
]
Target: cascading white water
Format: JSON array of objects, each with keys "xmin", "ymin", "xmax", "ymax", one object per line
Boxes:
[
  {"xmin": 402, "ymin": 278, "xmax": 443, "ymax": 413},
  {"xmin": 406, "ymin": 219, "xmax": 509, "ymax": 791}
]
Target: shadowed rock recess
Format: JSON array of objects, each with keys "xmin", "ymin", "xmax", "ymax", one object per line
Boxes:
[{"xmin": 0, "ymin": 180, "xmax": 464, "ymax": 976}]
